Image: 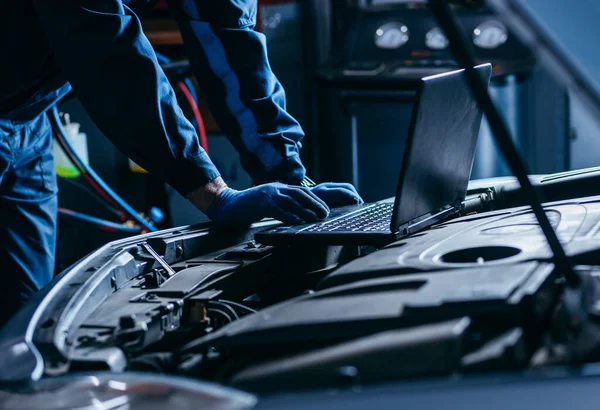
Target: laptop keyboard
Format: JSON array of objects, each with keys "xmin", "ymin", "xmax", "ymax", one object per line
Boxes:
[{"xmin": 303, "ymin": 203, "xmax": 393, "ymax": 233}]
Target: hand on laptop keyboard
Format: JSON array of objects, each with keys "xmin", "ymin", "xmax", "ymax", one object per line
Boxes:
[
  {"xmin": 206, "ymin": 183, "xmax": 330, "ymax": 227},
  {"xmin": 311, "ymin": 183, "xmax": 364, "ymax": 207}
]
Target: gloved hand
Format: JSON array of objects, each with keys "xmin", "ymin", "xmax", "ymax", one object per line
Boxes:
[
  {"xmin": 311, "ymin": 182, "xmax": 364, "ymax": 208},
  {"xmin": 206, "ymin": 183, "xmax": 330, "ymax": 227}
]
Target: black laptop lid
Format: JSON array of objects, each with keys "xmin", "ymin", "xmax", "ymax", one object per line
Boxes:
[{"xmin": 390, "ymin": 64, "xmax": 492, "ymax": 232}]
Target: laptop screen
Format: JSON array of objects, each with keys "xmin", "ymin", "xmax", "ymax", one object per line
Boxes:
[
  {"xmin": 391, "ymin": 64, "xmax": 492, "ymax": 232},
  {"xmin": 489, "ymin": 0, "xmax": 600, "ymax": 122}
]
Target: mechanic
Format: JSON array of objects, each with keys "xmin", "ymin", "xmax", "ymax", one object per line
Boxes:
[{"xmin": 0, "ymin": 0, "xmax": 362, "ymax": 327}]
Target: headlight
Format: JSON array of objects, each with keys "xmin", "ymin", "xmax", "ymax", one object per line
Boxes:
[{"xmin": 0, "ymin": 372, "xmax": 257, "ymax": 410}]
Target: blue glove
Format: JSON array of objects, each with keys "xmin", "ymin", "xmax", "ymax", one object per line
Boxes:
[
  {"xmin": 311, "ymin": 183, "xmax": 364, "ymax": 208},
  {"xmin": 207, "ymin": 183, "xmax": 330, "ymax": 227}
]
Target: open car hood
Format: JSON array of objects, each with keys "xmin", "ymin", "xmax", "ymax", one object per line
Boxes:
[{"xmin": 2, "ymin": 171, "xmax": 600, "ymax": 409}]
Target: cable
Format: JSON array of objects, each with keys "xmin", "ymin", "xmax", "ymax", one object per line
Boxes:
[
  {"xmin": 50, "ymin": 108, "xmax": 123, "ymax": 214},
  {"xmin": 50, "ymin": 105, "xmax": 158, "ymax": 232},
  {"xmin": 155, "ymin": 51, "xmax": 208, "ymax": 153},
  {"xmin": 51, "ymin": 113, "xmax": 123, "ymax": 215},
  {"xmin": 177, "ymin": 81, "xmax": 209, "ymax": 153},
  {"xmin": 155, "ymin": 51, "xmax": 171, "ymax": 65},
  {"xmin": 427, "ymin": 0, "xmax": 578, "ymax": 287},
  {"xmin": 207, "ymin": 308, "xmax": 233, "ymax": 325},
  {"xmin": 58, "ymin": 207, "xmax": 141, "ymax": 233},
  {"xmin": 208, "ymin": 301, "xmax": 239, "ymax": 320},
  {"xmin": 217, "ymin": 299, "xmax": 258, "ymax": 314},
  {"xmin": 59, "ymin": 177, "xmax": 122, "ymax": 217},
  {"xmin": 183, "ymin": 78, "xmax": 198, "ymax": 106},
  {"xmin": 183, "ymin": 78, "xmax": 200, "ymax": 131}
]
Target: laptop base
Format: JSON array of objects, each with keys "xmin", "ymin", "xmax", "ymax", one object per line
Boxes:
[{"xmin": 254, "ymin": 200, "xmax": 460, "ymax": 247}]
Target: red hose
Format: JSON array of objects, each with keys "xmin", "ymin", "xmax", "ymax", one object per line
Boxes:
[
  {"xmin": 177, "ymin": 82, "xmax": 209, "ymax": 153},
  {"xmin": 58, "ymin": 207, "xmax": 140, "ymax": 233},
  {"xmin": 81, "ymin": 173, "xmax": 125, "ymax": 219}
]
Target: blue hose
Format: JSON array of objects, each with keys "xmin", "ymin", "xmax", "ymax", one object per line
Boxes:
[
  {"xmin": 183, "ymin": 78, "xmax": 199, "ymax": 105},
  {"xmin": 50, "ymin": 105, "xmax": 158, "ymax": 232},
  {"xmin": 155, "ymin": 51, "xmax": 171, "ymax": 65},
  {"xmin": 59, "ymin": 208, "xmax": 141, "ymax": 233}
]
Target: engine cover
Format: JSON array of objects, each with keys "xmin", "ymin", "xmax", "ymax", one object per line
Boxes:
[{"xmin": 320, "ymin": 196, "xmax": 600, "ymax": 289}]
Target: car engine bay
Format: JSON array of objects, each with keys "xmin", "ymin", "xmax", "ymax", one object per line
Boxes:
[{"xmin": 4, "ymin": 171, "xmax": 600, "ymax": 400}]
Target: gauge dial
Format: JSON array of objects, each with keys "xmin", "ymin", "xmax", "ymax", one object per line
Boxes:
[
  {"xmin": 425, "ymin": 27, "xmax": 449, "ymax": 50},
  {"xmin": 473, "ymin": 20, "xmax": 508, "ymax": 49},
  {"xmin": 375, "ymin": 22, "xmax": 409, "ymax": 50}
]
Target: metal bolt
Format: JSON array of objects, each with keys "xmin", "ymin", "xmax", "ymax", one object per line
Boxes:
[{"xmin": 176, "ymin": 245, "xmax": 184, "ymax": 259}]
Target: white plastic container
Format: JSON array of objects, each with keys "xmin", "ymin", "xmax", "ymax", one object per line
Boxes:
[{"xmin": 52, "ymin": 113, "xmax": 89, "ymax": 178}]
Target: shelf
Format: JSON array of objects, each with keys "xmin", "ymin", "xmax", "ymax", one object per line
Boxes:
[{"xmin": 143, "ymin": 18, "xmax": 183, "ymax": 45}]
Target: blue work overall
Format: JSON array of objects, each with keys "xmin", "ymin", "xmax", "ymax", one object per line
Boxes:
[{"xmin": 0, "ymin": 0, "xmax": 306, "ymax": 326}]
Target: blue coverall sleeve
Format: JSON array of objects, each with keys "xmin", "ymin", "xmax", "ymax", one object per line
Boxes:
[
  {"xmin": 33, "ymin": 0, "xmax": 221, "ymax": 197},
  {"xmin": 167, "ymin": 0, "xmax": 307, "ymax": 185}
]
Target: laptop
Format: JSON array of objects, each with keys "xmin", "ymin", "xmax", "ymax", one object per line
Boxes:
[{"xmin": 255, "ymin": 64, "xmax": 492, "ymax": 246}]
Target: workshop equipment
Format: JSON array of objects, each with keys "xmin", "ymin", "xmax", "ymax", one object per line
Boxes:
[{"xmin": 312, "ymin": 0, "xmax": 568, "ymax": 202}]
